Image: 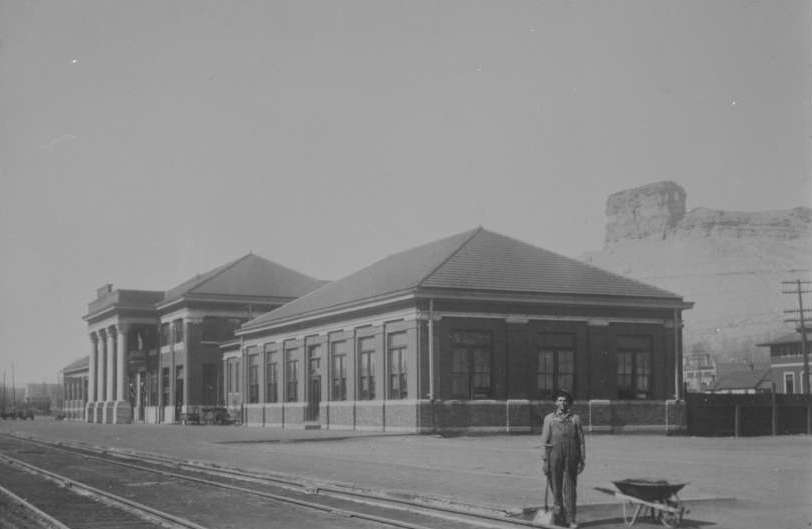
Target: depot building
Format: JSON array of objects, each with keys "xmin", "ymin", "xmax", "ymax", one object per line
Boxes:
[
  {"xmin": 229, "ymin": 227, "xmax": 692, "ymax": 434},
  {"xmin": 77, "ymin": 254, "xmax": 324, "ymax": 424}
]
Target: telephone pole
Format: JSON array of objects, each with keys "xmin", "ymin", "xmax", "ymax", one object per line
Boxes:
[
  {"xmin": 11, "ymin": 362, "xmax": 16, "ymax": 408},
  {"xmin": 783, "ymin": 279, "xmax": 810, "ymax": 395}
]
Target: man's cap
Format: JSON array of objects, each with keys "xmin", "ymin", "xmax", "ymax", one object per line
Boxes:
[{"xmin": 552, "ymin": 389, "xmax": 573, "ymax": 403}]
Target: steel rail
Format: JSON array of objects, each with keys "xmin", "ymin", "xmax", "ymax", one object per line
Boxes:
[
  {"xmin": 0, "ymin": 480, "xmax": 73, "ymax": 529},
  {"xmin": 0, "ymin": 440, "xmax": 468, "ymax": 529},
  {"xmin": 0, "ymin": 453, "xmax": 212, "ymax": 529},
  {"xmin": 4, "ymin": 433, "xmax": 538, "ymax": 529}
]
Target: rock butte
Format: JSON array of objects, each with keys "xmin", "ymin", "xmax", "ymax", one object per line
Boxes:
[{"xmin": 583, "ymin": 181, "xmax": 812, "ymax": 362}]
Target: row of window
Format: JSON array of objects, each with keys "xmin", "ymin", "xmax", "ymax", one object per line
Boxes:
[
  {"xmin": 771, "ymin": 344, "xmax": 803, "ymax": 358},
  {"xmin": 451, "ymin": 331, "xmax": 653, "ymax": 400},
  {"xmin": 226, "ymin": 332, "xmax": 410, "ymax": 404},
  {"xmin": 783, "ymin": 372, "xmax": 811, "ymax": 394},
  {"xmin": 224, "ymin": 330, "xmax": 656, "ymax": 402},
  {"xmin": 153, "ymin": 317, "xmax": 250, "ymax": 348}
]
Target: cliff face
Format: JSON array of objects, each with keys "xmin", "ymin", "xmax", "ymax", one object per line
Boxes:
[
  {"xmin": 584, "ymin": 181, "xmax": 812, "ymax": 362},
  {"xmin": 674, "ymin": 207, "xmax": 812, "ymax": 241},
  {"xmin": 605, "ymin": 181, "xmax": 686, "ymax": 244},
  {"xmin": 605, "ymin": 180, "xmax": 811, "ymax": 245}
]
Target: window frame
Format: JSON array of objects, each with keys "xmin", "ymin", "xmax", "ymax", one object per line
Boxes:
[
  {"xmin": 286, "ymin": 353, "xmax": 299, "ymax": 402},
  {"xmin": 173, "ymin": 319, "xmax": 184, "ymax": 344},
  {"xmin": 784, "ymin": 371, "xmax": 795, "ymax": 394},
  {"xmin": 448, "ymin": 330, "xmax": 493, "ymax": 400},
  {"xmin": 247, "ymin": 353, "xmax": 259, "ymax": 404},
  {"xmin": 160, "ymin": 367, "xmax": 170, "ymax": 406},
  {"xmin": 265, "ymin": 349, "xmax": 278, "ymax": 403},
  {"xmin": 617, "ymin": 349, "xmax": 653, "ymax": 399},
  {"xmin": 357, "ymin": 337, "xmax": 376, "ymax": 400},
  {"xmin": 536, "ymin": 347, "xmax": 574, "ymax": 398},
  {"xmin": 387, "ymin": 332, "xmax": 408, "ymax": 400},
  {"xmin": 330, "ymin": 341, "xmax": 347, "ymax": 401}
]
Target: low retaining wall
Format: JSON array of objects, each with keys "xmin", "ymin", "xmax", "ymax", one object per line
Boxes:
[
  {"xmin": 236, "ymin": 399, "xmax": 684, "ymax": 434},
  {"xmin": 61, "ymin": 400, "xmax": 86, "ymax": 421}
]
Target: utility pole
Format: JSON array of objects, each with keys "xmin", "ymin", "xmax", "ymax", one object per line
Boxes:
[
  {"xmin": 783, "ymin": 280, "xmax": 811, "ymax": 395},
  {"xmin": 11, "ymin": 362, "xmax": 16, "ymax": 408}
]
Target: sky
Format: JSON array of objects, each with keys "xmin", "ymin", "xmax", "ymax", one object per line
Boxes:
[{"xmin": 1, "ymin": 1, "xmax": 810, "ymax": 385}]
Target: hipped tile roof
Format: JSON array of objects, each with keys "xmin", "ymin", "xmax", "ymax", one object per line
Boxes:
[
  {"xmin": 242, "ymin": 227, "xmax": 686, "ymax": 330},
  {"xmin": 161, "ymin": 253, "xmax": 324, "ymax": 305},
  {"xmin": 712, "ymin": 363, "xmax": 772, "ymax": 391}
]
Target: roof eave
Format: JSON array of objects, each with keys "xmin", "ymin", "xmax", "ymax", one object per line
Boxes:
[
  {"xmin": 84, "ymin": 304, "xmax": 158, "ymax": 323},
  {"xmin": 414, "ymin": 287, "xmax": 693, "ymax": 310},
  {"xmin": 156, "ymin": 293, "xmax": 296, "ymax": 311},
  {"xmin": 237, "ymin": 290, "xmax": 418, "ymax": 336}
]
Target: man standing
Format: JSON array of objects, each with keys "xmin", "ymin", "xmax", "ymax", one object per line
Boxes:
[{"xmin": 541, "ymin": 389, "xmax": 585, "ymax": 529}]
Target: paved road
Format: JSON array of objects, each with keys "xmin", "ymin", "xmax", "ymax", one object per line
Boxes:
[{"xmin": 1, "ymin": 419, "xmax": 810, "ymax": 528}]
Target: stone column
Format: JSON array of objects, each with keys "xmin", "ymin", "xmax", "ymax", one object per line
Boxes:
[
  {"xmin": 107, "ymin": 327, "xmax": 116, "ymax": 401},
  {"xmin": 88, "ymin": 333, "xmax": 97, "ymax": 405},
  {"xmin": 116, "ymin": 323, "xmax": 129, "ymax": 401},
  {"xmin": 182, "ymin": 318, "xmax": 200, "ymax": 413},
  {"xmin": 169, "ymin": 321, "xmax": 176, "ymax": 409},
  {"xmin": 155, "ymin": 322, "xmax": 163, "ymax": 423},
  {"xmin": 96, "ymin": 329, "xmax": 106, "ymax": 422}
]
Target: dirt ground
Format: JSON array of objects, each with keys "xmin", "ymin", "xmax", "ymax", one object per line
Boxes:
[{"xmin": 1, "ymin": 418, "xmax": 809, "ymax": 529}]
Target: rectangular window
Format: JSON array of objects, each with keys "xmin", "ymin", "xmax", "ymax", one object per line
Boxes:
[
  {"xmin": 387, "ymin": 332, "xmax": 408, "ymax": 399},
  {"xmin": 172, "ymin": 319, "xmax": 184, "ymax": 344},
  {"xmin": 247, "ymin": 353, "xmax": 259, "ymax": 404},
  {"xmin": 160, "ymin": 368, "xmax": 169, "ymax": 406},
  {"xmin": 449, "ymin": 331, "xmax": 492, "ymax": 399},
  {"xmin": 537, "ymin": 334, "xmax": 575, "ymax": 398},
  {"xmin": 537, "ymin": 351, "xmax": 555, "ymax": 395},
  {"xmin": 286, "ymin": 352, "xmax": 299, "ymax": 402},
  {"xmin": 784, "ymin": 372, "xmax": 795, "ymax": 394},
  {"xmin": 616, "ymin": 337, "xmax": 653, "ymax": 399},
  {"xmin": 358, "ymin": 337, "xmax": 375, "ymax": 400},
  {"xmin": 159, "ymin": 323, "xmax": 170, "ymax": 346},
  {"xmin": 265, "ymin": 349, "xmax": 278, "ymax": 403},
  {"xmin": 226, "ymin": 358, "xmax": 240, "ymax": 396},
  {"xmin": 174, "ymin": 365, "xmax": 184, "ymax": 407},
  {"xmin": 635, "ymin": 351, "xmax": 651, "ymax": 394},
  {"xmin": 331, "ymin": 341, "xmax": 347, "ymax": 401}
]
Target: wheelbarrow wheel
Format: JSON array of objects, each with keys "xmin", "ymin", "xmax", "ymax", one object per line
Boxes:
[
  {"xmin": 622, "ymin": 500, "xmax": 644, "ymax": 527},
  {"xmin": 657, "ymin": 497, "xmax": 684, "ymax": 528}
]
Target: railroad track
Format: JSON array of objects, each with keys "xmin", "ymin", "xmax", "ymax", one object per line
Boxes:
[
  {"xmin": 0, "ymin": 453, "xmax": 207, "ymax": 529},
  {"xmin": 0, "ymin": 433, "xmax": 540, "ymax": 529}
]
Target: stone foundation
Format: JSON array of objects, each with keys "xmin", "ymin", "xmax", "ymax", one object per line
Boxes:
[
  {"xmin": 112, "ymin": 401, "xmax": 132, "ymax": 424},
  {"xmin": 228, "ymin": 399, "xmax": 685, "ymax": 434}
]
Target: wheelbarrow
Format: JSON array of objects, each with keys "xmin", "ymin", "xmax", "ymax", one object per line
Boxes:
[{"xmin": 595, "ymin": 478, "xmax": 687, "ymax": 528}]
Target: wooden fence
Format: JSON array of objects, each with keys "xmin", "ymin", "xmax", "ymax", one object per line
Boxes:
[{"xmin": 686, "ymin": 393, "xmax": 812, "ymax": 436}]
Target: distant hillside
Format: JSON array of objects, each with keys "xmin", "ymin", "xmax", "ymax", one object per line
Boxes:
[{"xmin": 582, "ymin": 181, "xmax": 812, "ymax": 362}]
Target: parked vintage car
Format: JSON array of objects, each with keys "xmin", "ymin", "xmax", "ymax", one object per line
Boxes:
[{"xmin": 1, "ymin": 408, "xmax": 34, "ymax": 420}]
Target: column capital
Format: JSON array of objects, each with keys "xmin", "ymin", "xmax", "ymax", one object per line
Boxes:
[
  {"xmin": 98, "ymin": 328, "xmax": 108, "ymax": 339},
  {"xmin": 90, "ymin": 332, "xmax": 99, "ymax": 343}
]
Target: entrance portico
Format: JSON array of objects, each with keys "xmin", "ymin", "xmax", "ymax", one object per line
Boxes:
[
  {"xmin": 85, "ymin": 324, "xmax": 131, "ymax": 423},
  {"xmin": 84, "ymin": 284, "xmax": 164, "ymax": 424}
]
